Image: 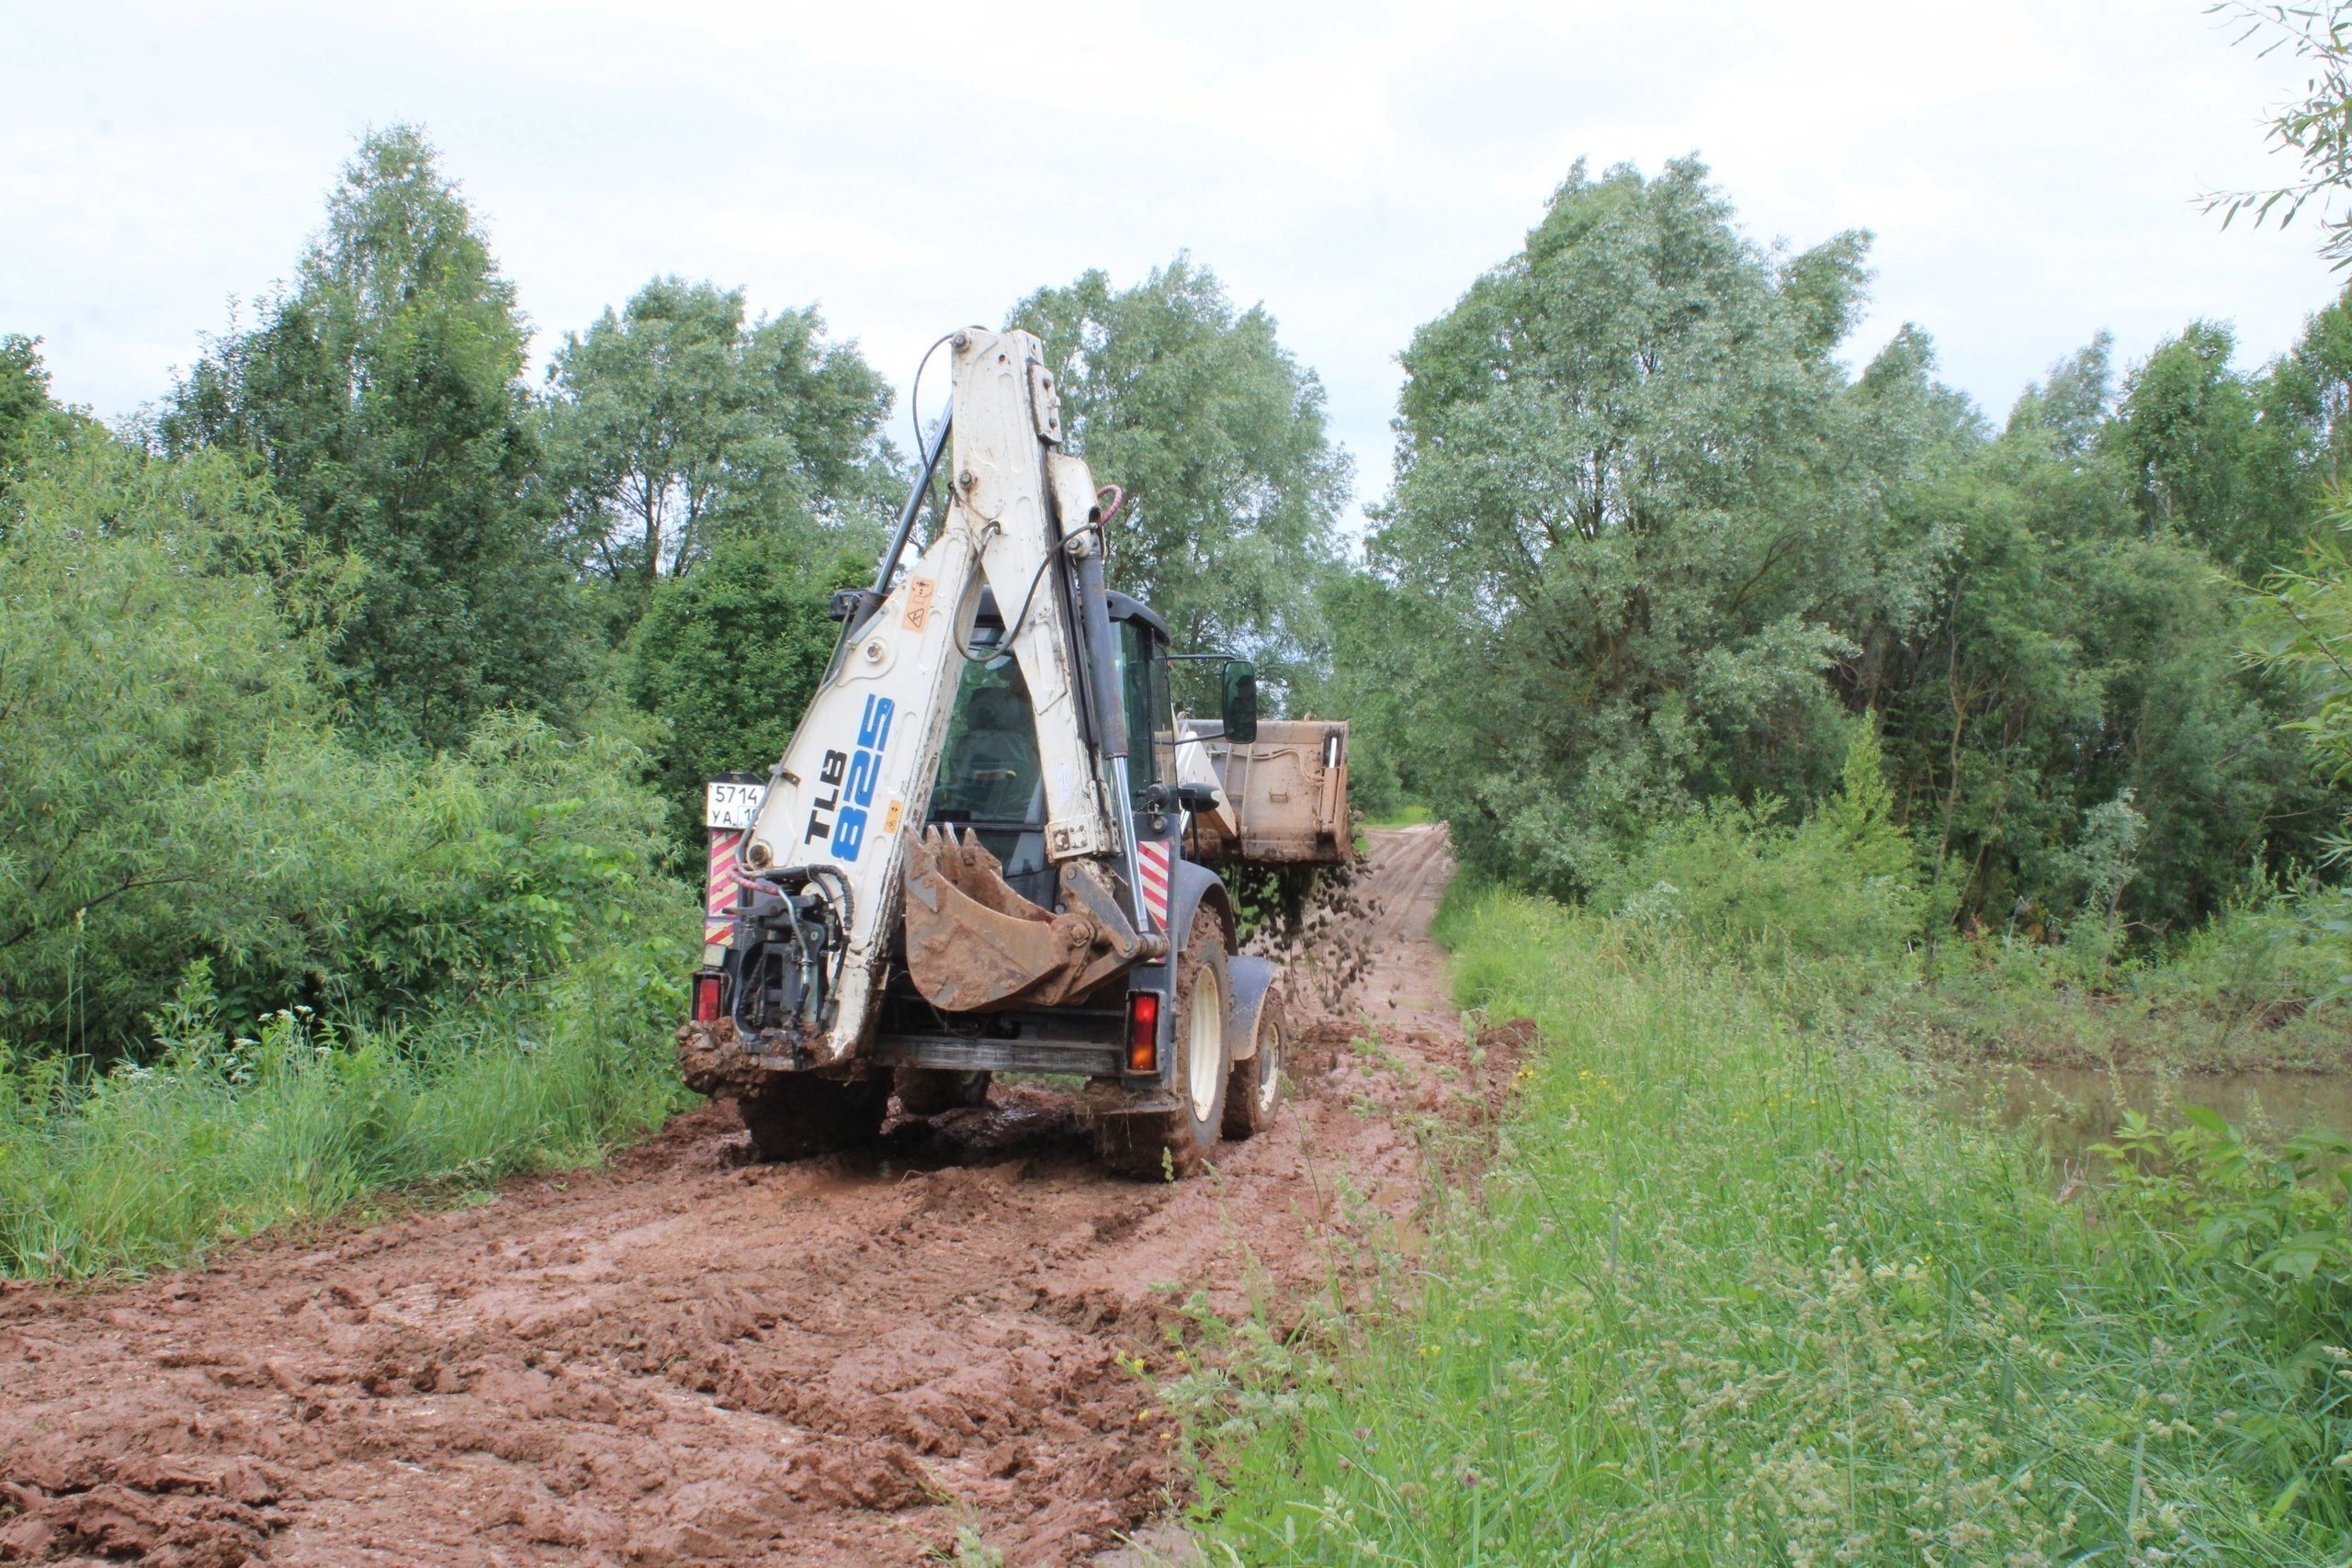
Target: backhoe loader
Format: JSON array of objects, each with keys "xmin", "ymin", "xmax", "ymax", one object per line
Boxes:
[{"xmin": 676, "ymin": 326, "xmax": 1349, "ymax": 1177}]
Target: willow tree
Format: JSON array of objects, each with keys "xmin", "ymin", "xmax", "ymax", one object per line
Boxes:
[
  {"xmin": 164, "ymin": 126, "xmax": 589, "ymax": 750},
  {"xmin": 544, "ymin": 276, "xmax": 896, "ymax": 634},
  {"xmin": 1008, "ymin": 257, "xmax": 1351, "ymax": 694},
  {"xmin": 1364, "ymin": 159, "xmax": 1951, "ymax": 894}
]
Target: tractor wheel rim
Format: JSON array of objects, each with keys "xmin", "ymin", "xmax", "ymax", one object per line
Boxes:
[
  {"xmin": 1257, "ymin": 1022, "xmax": 1282, "ymax": 1113},
  {"xmin": 1188, "ymin": 967, "xmax": 1225, "ymax": 1117}
]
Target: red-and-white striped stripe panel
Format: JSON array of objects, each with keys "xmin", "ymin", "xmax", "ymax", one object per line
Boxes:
[
  {"xmin": 705, "ymin": 829, "xmax": 744, "ymax": 943},
  {"xmin": 1136, "ymin": 840, "xmax": 1172, "ymax": 931}
]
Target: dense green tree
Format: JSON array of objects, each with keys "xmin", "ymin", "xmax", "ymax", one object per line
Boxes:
[
  {"xmin": 2113, "ymin": 323, "xmax": 2259, "ymax": 555},
  {"xmin": 1007, "ymin": 256, "xmax": 1351, "ymax": 691},
  {"xmin": 0, "ymin": 433, "xmax": 333, "ymax": 1051},
  {"xmin": 545, "ymin": 276, "xmax": 896, "ymax": 631},
  {"xmin": 1847, "ymin": 336, "xmax": 2335, "ymax": 937},
  {"xmin": 2, "ymin": 413, "xmax": 675, "ymax": 1056},
  {"xmin": 1362, "ymin": 159, "xmax": 1950, "ymax": 895},
  {"xmin": 164, "ymin": 126, "xmax": 590, "ymax": 750},
  {"xmin": 2249, "ymin": 501, "xmax": 2352, "ymax": 843},
  {"xmin": 0, "ymin": 335, "xmax": 51, "ymax": 481},
  {"xmin": 2101, "ymin": 317, "xmax": 2340, "ymax": 581},
  {"xmin": 626, "ymin": 525, "xmax": 874, "ymax": 863},
  {"xmin": 0, "ymin": 335, "xmax": 94, "ymax": 491}
]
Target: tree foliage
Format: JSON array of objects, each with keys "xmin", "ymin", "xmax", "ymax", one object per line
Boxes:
[
  {"xmin": 626, "ymin": 525, "xmax": 874, "ymax": 863},
  {"xmin": 1356, "ymin": 160, "xmax": 1951, "ymax": 896},
  {"xmin": 2249, "ymin": 504, "xmax": 2352, "ymax": 796},
  {"xmin": 2207, "ymin": 2, "xmax": 2352, "ymax": 266},
  {"xmin": 1855, "ymin": 334, "xmax": 2338, "ymax": 939},
  {"xmin": 163, "ymin": 125, "xmax": 591, "ymax": 750},
  {"xmin": 544, "ymin": 276, "xmax": 896, "ymax": 626},
  {"xmin": 3, "ymin": 391, "xmax": 673, "ymax": 1057},
  {"xmin": 1349, "ymin": 158, "xmax": 2348, "ymax": 938},
  {"xmin": 1008, "ymin": 256, "xmax": 1351, "ymax": 686}
]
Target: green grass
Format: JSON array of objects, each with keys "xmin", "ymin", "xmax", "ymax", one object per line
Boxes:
[
  {"xmin": 0, "ymin": 933, "xmax": 692, "ymax": 1281},
  {"xmin": 1359, "ymin": 804, "xmax": 1435, "ymax": 829},
  {"xmin": 1185, "ymin": 884, "xmax": 2352, "ymax": 1564}
]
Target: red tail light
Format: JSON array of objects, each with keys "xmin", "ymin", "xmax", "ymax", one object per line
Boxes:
[
  {"xmin": 1125, "ymin": 991, "xmax": 1161, "ymax": 1074},
  {"xmin": 694, "ymin": 973, "xmax": 724, "ymax": 1025}
]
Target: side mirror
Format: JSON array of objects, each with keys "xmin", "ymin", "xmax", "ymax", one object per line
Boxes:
[{"xmin": 1220, "ymin": 660, "xmax": 1259, "ymax": 744}]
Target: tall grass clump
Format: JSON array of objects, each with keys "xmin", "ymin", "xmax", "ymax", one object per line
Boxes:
[
  {"xmin": 0, "ymin": 928, "xmax": 691, "ymax": 1280},
  {"xmin": 1887, "ymin": 878, "xmax": 2352, "ymax": 1072}
]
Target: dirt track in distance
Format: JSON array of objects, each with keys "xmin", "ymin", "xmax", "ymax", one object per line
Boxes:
[{"xmin": 0, "ymin": 826, "xmax": 1498, "ymax": 1568}]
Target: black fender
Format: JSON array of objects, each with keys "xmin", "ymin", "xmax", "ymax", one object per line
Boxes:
[
  {"xmin": 1226, "ymin": 954, "xmax": 1279, "ymax": 1063},
  {"xmin": 1167, "ymin": 857, "xmax": 1272, "ymax": 1064},
  {"xmin": 1166, "ymin": 857, "xmax": 1237, "ymax": 958}
]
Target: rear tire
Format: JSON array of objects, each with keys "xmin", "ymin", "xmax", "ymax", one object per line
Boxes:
[
  {"xmin": 737, "ymin": 1074, "xmax": 891, "ymax": 1161},
  {"xmin": 1222, "ymin": 987, "xmax": 1286, "ymax": 1139},
  {"xmin": 1097, "ymin": 908, "xmax": 1230, "ymax": 1179}
]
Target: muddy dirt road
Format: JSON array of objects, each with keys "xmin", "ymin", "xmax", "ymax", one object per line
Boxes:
[{"xmin": 0, "ymin": 827, "xmax": 1491, "ymax": 1568}]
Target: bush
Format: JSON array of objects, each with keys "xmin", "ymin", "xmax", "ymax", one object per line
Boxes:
[
  {"xmin": 1, "ymin": 432, "xmax": 683, "ymax": 1055},
  {"xmin": 1591, "ymin": 724, "xmax": 1924, "ymax": 966}
]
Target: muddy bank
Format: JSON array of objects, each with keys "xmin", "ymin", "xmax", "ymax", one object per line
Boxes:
[{"xmin": 0, "ymin": 826, "xmax": 1481, "ymax": 1568}]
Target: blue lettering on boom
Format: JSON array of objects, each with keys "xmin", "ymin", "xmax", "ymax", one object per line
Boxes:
[{"xmin": 828, "ymin": 694, "xmax": 893, "ymax": 861}]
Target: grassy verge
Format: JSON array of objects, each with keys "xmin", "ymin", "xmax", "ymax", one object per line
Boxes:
[
  {"xmin": 1186, "ymin": 884, "xmax": 2352, "ymax": 1563},
  {"xmin": 0, "ymin": 926, "xmax": 693, "ymax": 1281}
]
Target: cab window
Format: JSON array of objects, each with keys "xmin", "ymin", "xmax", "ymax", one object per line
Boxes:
[
  {"xmin": 931, "ymin": 638, "xmax": 1042, "ymax": 826},
  {"xmin": 1114, "ymin": 620, "xmax": 1176, "ymax": 798}
]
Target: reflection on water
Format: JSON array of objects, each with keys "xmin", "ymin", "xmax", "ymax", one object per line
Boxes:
[{"xmin": 1950, "ymin": 1064, "xmax": 2352, "ymax": 1162}]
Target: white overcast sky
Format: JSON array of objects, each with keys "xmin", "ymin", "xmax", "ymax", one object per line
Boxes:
[{"xmin": 2, "ymin": 0, "xmax": 2339, "ymax": 525}]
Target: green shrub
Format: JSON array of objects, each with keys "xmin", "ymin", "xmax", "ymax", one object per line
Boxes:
[
  {"xmin": 1592, "ymin": 724, "xmax": 1924, "ymax": 967},
  {"xmin": 0, "ymin": 910, "xmax": 691, "ymax": 1280},
  {"xmin": 2, "ymin": 431, "xmax": 683, "ymax": 1055}
]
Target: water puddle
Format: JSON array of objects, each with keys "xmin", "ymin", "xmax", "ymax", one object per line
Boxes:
[{"xmin": 1949, "ymin": 1063, "xmax": 2352, "ymax": 1162}]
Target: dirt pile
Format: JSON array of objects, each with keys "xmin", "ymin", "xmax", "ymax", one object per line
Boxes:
[{"xmin": 0, "ymin": 828, "xmax": 1490, "ymax": 1567}]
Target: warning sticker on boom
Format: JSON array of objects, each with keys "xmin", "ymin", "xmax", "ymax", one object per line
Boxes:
[{"xmin": 901, "ymin": 578, "xmax": 935, "ymax": 631}]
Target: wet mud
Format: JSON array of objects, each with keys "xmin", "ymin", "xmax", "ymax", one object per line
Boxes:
[{"xmin": 0, "ymin": 827, "xmax": 1492, "ymax": 1567}]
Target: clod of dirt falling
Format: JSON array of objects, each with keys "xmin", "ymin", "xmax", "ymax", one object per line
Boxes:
[{"xmin": 0, "ymin": 827, "xmax": 1497, "ymax": 1567}]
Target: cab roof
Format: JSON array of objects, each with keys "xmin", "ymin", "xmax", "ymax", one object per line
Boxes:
[{"xmin": 972, "ymin": 586, "xmax": 1170, "ymax": 642}]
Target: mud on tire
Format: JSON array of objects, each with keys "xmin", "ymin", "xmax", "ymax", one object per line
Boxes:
[
  {"xmin": 1096, "ymin": 908, "xmax": 1229, "ymax": 1180},
  {"xmin": 737, "ymin": 1074, "xmax": 892, "ymax": 1161}
]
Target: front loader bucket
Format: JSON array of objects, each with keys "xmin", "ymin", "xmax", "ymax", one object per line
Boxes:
[{"xmin": 903, "ymin": 827, "xmax": 1150, "ymax": 1011}]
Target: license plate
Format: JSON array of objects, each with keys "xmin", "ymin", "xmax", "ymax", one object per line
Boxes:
[{"xmin": 705, "ymin": 780, "xmax": 763, "ymax": 830}]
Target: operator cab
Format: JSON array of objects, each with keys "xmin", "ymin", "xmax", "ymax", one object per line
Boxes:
[{"xmin": 926, "ymin": 589, "xmax": 1178, "ymax": 911}]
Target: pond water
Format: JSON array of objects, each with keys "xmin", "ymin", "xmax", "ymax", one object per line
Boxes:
[{"xmin": 1950, "ymin": 1063, "xmax": 2352, "ymax": 1162}]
